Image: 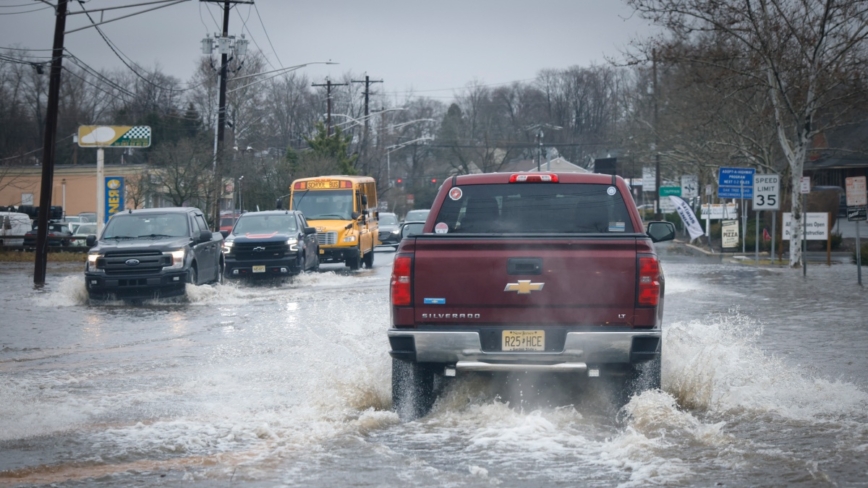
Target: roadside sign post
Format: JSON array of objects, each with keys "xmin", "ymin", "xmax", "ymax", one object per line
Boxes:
[
  {"xmin": 801, "ymin": 176, "xmax": 811, "ymax": 276},
  {"xmin": 718, "ymin": 167, "xmax": 755, "ymax": 254},
  {"xmin": 845, "ymin": 176, "xmax": 866, "ymax": 285},
  {"xmin": 753, "ymin": 174, "xmax": 781, "ymax": 264},
  {"xmin": 78, "ymin": 126, "xmax": 151, "ymax": 234}
]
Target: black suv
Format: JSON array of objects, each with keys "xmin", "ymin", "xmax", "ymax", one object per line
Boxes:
[
  {"xmin": 84, "ymin": 207, "xmax": 224, "ymax": 301},
  {"xmin": 222, "ymin": 210, "xmax": 319, "ymax": 278}
]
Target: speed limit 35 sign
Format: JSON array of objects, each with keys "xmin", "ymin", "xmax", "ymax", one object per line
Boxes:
[{"xmin": 753, "ymin": 174, "xmax": 780, "ymax": 210}]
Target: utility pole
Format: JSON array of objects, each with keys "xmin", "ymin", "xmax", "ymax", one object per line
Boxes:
[
  {"xmin": 351, "ymin": 75, "xmax": 382, "ymax": 173},
  {"xmin": 653, "ymin": 48, "xmax": 661, "ymax": 220},
  {"xmin": 200, "ymin": 0, "xmax": 252, "ymax": 228},
  {"xmin": 313, "ymin": 78, "xmax": 348, "ymax": 136},
  {"xmin": 34, "ymin": 0, "xmax": 68, "ymax": 286}
]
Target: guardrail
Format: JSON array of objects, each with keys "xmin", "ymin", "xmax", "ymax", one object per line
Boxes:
[{"xmin": 0, "ymin": 234, "xmax": 92, "ymax": 252}]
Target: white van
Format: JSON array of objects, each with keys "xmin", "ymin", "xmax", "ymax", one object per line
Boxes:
[{"xmin": 0, "ymin": 212, "xmax": 33, "ymax": 247}]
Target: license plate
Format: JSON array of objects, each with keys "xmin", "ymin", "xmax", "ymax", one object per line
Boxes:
[
  {"xmin": 252, "ymin": 265, "xmax": 266, "ymax": 273},
  {"xmin": 502, "ymin": 330, "xmax": 545, "ymax": 352}
]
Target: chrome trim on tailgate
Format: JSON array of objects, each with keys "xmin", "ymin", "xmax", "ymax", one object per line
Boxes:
[{"xmin": 387, "ymin": 330, "xmax": 660, "ymax": 363}]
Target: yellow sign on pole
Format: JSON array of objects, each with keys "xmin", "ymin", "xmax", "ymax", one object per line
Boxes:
[{"xmin": 77, "ymin": 126, "xmax": 151, "ymax": 148}]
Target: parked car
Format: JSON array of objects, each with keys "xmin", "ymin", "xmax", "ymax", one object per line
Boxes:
[
  {"xmin": 377, "ymin": 212, "xmax": 401, "ymax": 248},
  {"xmin": 85, "ymin": 207, "xmax": 224, "ymax": 301},
  {"xmin": 77, "ymin": 212, "xmax": 97, "ymax": 223},
  {"xmin": 23, "ymin": 222, "xmax": 73, "ymax": 249},
  {"xmin": 399, "ymin": 221, "xmax": 425, "ymax": 240},
  {"xmin": 222, "ymin": 210, "xmax": 318, "ymax": 278},
  {"xmin": 71, "ymin": 223, "xmax": 98, "ymax": 247},
  {"xmin": 0, "ymin": 211, "xmax": 32, "ymax": 247},
  {"xmin": 403, "ymin": 209, "xmax": 430, "ymax": 223}
]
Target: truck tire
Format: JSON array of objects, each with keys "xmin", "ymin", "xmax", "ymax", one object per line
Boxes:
[
  {"xmin": 346, "ymin": 247, "xmax": 361, "ymax": 270},
  {"xmin": 187, "ymin": 265, "xmax": 198, "ymax": 285},
  {"xmin": 613, "ymin": 354, "xmax": 662, "ymax": 407},
  {"xmin": 362, "ymin": 246, "xmax": 374, "ymax": 268},
  {"xmin": 392, "ymin": 358, "xmax": 436, "ymax": 421}
]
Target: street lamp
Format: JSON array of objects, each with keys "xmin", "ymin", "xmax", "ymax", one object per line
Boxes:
[
  {"xmin": 238, "ymin": 175, "xmax": 244, "ymax": 212},
  {"xmin": 386, "ymin": 136, "xmax": 433, "ymax": 186}
]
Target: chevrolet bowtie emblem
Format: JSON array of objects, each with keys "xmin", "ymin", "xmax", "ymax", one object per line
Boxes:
[{"xmin": 504, "ymin": 280, "xmax": 544, "ymax": 294}]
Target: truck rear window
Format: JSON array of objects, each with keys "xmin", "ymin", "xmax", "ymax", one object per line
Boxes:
[{"xmin": 433, "ymin": 183, "xmax": 635, "ymax": 234}]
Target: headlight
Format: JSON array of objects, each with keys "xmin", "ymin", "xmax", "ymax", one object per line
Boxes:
[
  {"xmin": 342, "ymin": 234, "xmax": 356, "ymax": 243},
  {"xmin": 87, "ymin": 252, "xmax": 103, "ymax": 272},
  {"xmin": 286, "ymin": 237, "xmax": 298, "ymax": 251},
  {"xmin": 222, "ymin": 241, "xmax": 233, "ymax": 254},
  {"xmin": 164, "ymin": 249, "xmax": 185, "ymax": 269}
]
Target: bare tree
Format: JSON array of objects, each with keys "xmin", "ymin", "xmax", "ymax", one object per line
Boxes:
[{"xmin": 628, "ymin": 0, "xmax": 868, "ymax": 266}]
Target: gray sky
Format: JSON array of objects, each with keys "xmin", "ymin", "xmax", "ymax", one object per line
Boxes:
[{"xmin": 2, "ymin": 0, "xmax": 656, "ymax": 102}]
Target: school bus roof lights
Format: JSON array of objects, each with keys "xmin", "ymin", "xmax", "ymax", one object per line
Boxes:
[{"xmin": 293, "ymin": 179, "xmax": 352, "ymax": 190}]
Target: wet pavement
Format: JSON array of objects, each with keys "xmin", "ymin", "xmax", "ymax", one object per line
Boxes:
[{"xmin": 1, "ymin": 243, "xmax": 867, "ymax": 487}]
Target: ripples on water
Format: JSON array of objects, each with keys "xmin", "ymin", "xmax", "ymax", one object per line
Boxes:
[{"xmin": 2, "ymin": 263, "xmax": 868, "ymax": 486}]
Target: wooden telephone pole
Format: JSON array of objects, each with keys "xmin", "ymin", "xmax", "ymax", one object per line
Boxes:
[{"xmin": 313, "ymin": 78, "xmax": 348, "ymax": 136}]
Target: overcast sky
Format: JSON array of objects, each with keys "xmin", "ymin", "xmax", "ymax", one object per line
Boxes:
[{"xmin": 2, "ymin": 0, "xmax": 657, "ymax": 102}]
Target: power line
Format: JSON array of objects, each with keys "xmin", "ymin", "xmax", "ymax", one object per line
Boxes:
[
  {"xmin": 252, "ymin": 2, "xmax": 282, "ymax": 69},
  {"xmin": 0, "ymin": 5, "xmax": 51, "ymax": 14},
  {"xmin": 0, "ymin": 134, "xmax": 74, "ymax": 162}
]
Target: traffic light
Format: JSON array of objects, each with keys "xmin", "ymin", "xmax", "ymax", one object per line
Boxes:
[
  {"xmin": 430, "ymin": 178, "xmax": 438, "ymax": 186},
  {"xmin": 396, "ymin": 177, "xmax": 403, "ymax": 187}
]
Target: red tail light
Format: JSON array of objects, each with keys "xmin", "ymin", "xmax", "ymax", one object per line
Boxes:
[
  {"xmin": 391, "ymin": 255, "xmax": 412, "ymax": 306},
  {"xmin": 637, "ymin": 255, "xmax": 660, "ymax": 306}
]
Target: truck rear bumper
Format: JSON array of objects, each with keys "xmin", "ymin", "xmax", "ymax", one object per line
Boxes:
[{"xmin": 387, "ymin": 328, "xmax": 660, "ymax": 365}]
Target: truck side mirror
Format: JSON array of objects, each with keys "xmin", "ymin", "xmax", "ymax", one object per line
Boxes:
[
  {"xmin": 646, "ymin": 221, "xmax": 676, "ymax": 243},
  {"xmin": 361, "ymin": 194, "xmax": 368, "ymax": 206},
  {"xmin": 199, "ymin": 230, "xmax": 213, "ymax": 242},
  {"xmin": 351, "ymin": 211, "xmax": 361, "ymax": 220},
  {"xmin": 304, "ymin": 226, "xmax": 317, "ymax": 235},
  {"xmin": 86, "ymin": 235, "xmax": 97, "ymax": 247}
]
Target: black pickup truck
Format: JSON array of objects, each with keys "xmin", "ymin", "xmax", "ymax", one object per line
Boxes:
[{"xmin": 85, "ymin": 207, "xmax": 224, "ymax": 301}]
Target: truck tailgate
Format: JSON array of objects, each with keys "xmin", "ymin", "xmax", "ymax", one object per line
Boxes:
[{"xmin": 412, "ymin": 236, "xmax": 639, "ymax": 326}]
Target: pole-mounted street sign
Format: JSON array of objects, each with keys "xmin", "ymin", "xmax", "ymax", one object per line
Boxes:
[
  {"xmin": 718, "ymin": 167, "xmax": 755, "ymax": 199},
  {"xmin": 753, "ymin": 174, "xmax": 780, "ymax": 210}
]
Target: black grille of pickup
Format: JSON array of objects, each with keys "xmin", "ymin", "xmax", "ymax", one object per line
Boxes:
[
  {"xmin": 233, "ymin": 241, "xmax": 288, "ymax": 261},
  {"xmin": 101, "ymin": 250, "xmax": 167, "ymax": 276}
]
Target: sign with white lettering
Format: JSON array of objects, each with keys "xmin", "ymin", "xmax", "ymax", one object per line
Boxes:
[
  {"xmin": 782, "ymin": 212, "xmax": 829, "ymax": 240},
  {"xmin": 800, "ymin": 176, "xmax": 811, "ymax": 194},
  {"xmin": 104, "ymin": 176, "xmax": 124, "ymax": 223},
  {"xmin": 718, "ymin": 167, "xmax": 755, "ymax": 199},
  {"xmin": 752, "ymin": 174, "xmax": 780, "ymax": 210}
]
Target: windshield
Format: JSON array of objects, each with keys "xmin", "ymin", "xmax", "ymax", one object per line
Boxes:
[
  {"xmin": 380, "ymin": 213, "xmax": 398, "ymax": 225},
  {"xmin": 233, "ymin": 214, "xmax": 298, "ymax": 235},
  {"xmin": 293, "ymin": 190, "xmax": 354, "ymax": 220},
  {"xmin": 75, "ymin": 224, "xmax": 97, "ymax": 235},
  {"xmin": 433, "ymin": 183, "xmax": 634, "ymax": 234},
  {"xmin": 405, "ymin": 209, "xmax": 429, "ymax": 222},
  {"xmin": 103, "ymin": 213, "xmax": 189, "ymax": 238}
]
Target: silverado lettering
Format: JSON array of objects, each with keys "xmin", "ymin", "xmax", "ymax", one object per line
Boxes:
[{"xmin": 388, "ymin": 172, "xmax": 676, "ymax": 420}]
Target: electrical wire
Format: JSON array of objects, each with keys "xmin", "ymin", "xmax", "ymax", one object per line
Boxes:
[
  {"xmin": 0, "ymin": 5, "xmax": 51, "ymax": 14},
  {"xmin": 252, "ymin": 3, "xmax": 282, "ymax": 69},
  {"xmin": 71, "ymin": 0, "xmax": 204, "ymax": 93},
  {"xmin": 0, "ymin": 133, "xmax": 74, "ymax": 162}
]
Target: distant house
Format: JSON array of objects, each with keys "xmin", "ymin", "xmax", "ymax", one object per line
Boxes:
[{"xmin": 804, "ymin": 122, "xmax": 868, "ymax": 188}]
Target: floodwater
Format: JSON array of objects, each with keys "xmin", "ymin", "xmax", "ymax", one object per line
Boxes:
[{"xmin": 1, "ymin": 244, "xmax": 868, "ymax": 487}]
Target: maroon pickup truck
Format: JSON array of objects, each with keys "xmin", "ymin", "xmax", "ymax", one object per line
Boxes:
[{"xmin": 388, "ymin": 172, "xmax": 676, "ymax": 419}]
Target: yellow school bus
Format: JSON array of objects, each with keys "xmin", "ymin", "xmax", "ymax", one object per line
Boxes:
[{"xmin": 289, "ymin": 175, "xmax": 379, "ymax": 270}]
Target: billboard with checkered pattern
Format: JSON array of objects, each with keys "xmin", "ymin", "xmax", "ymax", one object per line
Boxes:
[{"xmin": 77, "ymin": 126, "xmax": 151, "ymax": 148}]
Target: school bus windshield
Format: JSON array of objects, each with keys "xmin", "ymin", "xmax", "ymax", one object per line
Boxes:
[{"xmin": 293, "ymin": 190, "xmax": 354, "ymax": 220}]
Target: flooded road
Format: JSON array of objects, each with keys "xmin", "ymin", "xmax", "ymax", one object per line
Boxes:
[{"xmin": 1, "ymin": 244, "xmax": 868, "ymax": 487}]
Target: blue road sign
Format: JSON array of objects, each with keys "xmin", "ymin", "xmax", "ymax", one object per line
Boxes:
[{"xmin": 718, "ymin": 167, "xmax": 755, "ymax": 199}]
